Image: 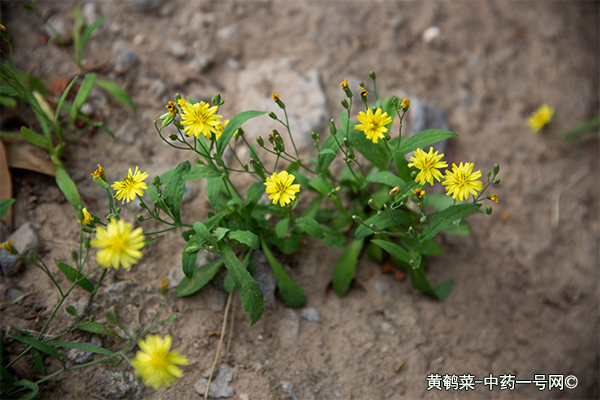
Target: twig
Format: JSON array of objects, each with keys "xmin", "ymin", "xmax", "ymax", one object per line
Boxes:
[
  {"xmin": 551, "ymin": 165, "xmax": 590, "ymax": 228},
  {"xmin": 225, "ymin": 288, "xmax": 236, "ymax": 357},
  {"xmin": 204, "ymin": 288, "xmax": 233, "ymax": 399}
]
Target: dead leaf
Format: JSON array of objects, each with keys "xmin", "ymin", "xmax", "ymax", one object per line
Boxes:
[
  {"xmin": 9, "ymin": 355, "xmax": 34, "ymax": 381},
  {"xmin": 0, "ymin": 140, "xmax": 13, "ymax": 227},
  {"xmin": 3, "ymin": 138, "xmax": 56, "ymax": 176}
]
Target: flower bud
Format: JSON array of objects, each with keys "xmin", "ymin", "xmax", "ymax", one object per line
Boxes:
[
  {"xmin": 243, "ymin": 164, "xmax": 249, "ymax": 171},
  {"xmin": 407, "ymin": 226, "xmax": 415, "ymax": 236},
  {"xmin": 493, "ymin": 164, "xmax": 500, "ymax": 175},
  {"xmin": 486, "ymin": 206, "xmax": 493, "ymax": 215},
  {"xmin": 341, "ymin": 99, "xmax": 349, "ymax": 109},
  {"xmin": 268, "ymin": 111, "xmax": 278, "ymax": 120},
  {"xmin": 343, "ymin": 137, "xmax": 350, "ymax": 148},
  {"xmin": 174, "ymin": 93, "xmax": 182, "ymax": 102},
  {"xmin": 137, "ymin": 214, "xmax": 145, "ymax": 222},
  {"xmin": 82, "ymin": 226, "xmax": 94, "ymax": 234},
  {"xmin": 401, "ymin": 97, "xmax": 410, "ymax": 111},
  {"xmin": 369, "ymin": 224, "xmax": 380, "ymax": 234},
  {"xmin": 352, "ymin": 215, "xmax": 363, "ymax": 224},
  {"xmin": 360, "ymin": 87, "xmax": 368, "ymax": 98},
  {"xmin": 94, "ymin": 178, "xmax": 110, "ymax": 190},
  {"xmin": 390, "ymin": 186, "xmax": 400, "ymax": 195},
  {"xmin": 420, "ymin": 215, "xmax": 427, "ymax": 223},
  {"xmin": 493, "ymin": 178, "xmax": 501, "ymax": 184},
  {"xmin": 159, "ymin": 278, "xmax": 170, "ymax": 296},
  {"xmin": 329, "ymin": 119, "xmax": 337, "ymax": 135},
  {"xmin": 185, "ymin": 244, "xmax": 200, "ymax": 254},
  {"xmin": 153, "ymin": 175, "xmax": 162, "ymax": 187},
  {"xmin": 195, "ymin": 158, "xmax": 204, "ymax": 165},
  {"xmin": 368, "ymin": 199, "xmax": 377, "ymax": 209},
  {"xmin": 169, "ymin": 133, "xmax": 178, "ymax": 141},
  {"xmin": 385, "ymin": 135, "xmax": 391, "ymax": 141},
  {"xmin": 377, "ymin": 210, "xmax": 383, "ymax": 216},
  {"xmin": 489, "ymin": 194, "xmax": 498, "ymax": 203},
  {"xmin": 116, "ymin": 208, "xmax": 121, "ymax": 215},
  {"xmin": 411, "ymin": 171, "xmax": 418, "ymax": 179},
  {"xmin": 369, "ymin": 70, "xmax": 377, "ymax": 80},
  {"xmin": 161, "ymin": 113, "xmax": 175, "ymax": 128},
  {"xmin": 256, "ymin": 136, "xmax": 264, "ymax": 147},
  {"xmin": 487, "ymin": 171, "xmax": 492, "ymax": 179},
  {"xmin": 212, "ymin": 93, "xmax": 222, "ymax": 106},
  {"xmin": 70, "ymin": 250, "xmax": 78, "ymax": 262},
  {"xmin": 84, "ymin": 237, "xmax": 91, "ymax": 250},
  {"xmin": 66, "ymin": 305, "xmax": 78, "ymax": 317},
  {"xmin": 272, "ymin": 93, "xmax": 285, "ymax": 109},
  {"xmin": 393, "ymin": 97, "xmax": 399, "ymax": 109}
]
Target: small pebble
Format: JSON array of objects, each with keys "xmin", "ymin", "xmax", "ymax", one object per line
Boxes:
[
  {"xmin": 437, "ymin": 357, "xmax": 445, "ymax": 364},
  {"xmin": 258, "ymin": 335, "xmax": 263, "ymax": 341},
  {"xmin": 301, "ymin": 308, "xmax": 321, "ymax": 322},
  {"xmin": 423, "ymin": 26, "xmax": 441, "ymax": 43},
  {"xmin": 332, "ymin": 386, "xmax": 343, "ymax": 398}
]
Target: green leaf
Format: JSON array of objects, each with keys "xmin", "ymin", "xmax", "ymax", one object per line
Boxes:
[
  {"xmin": 432, "ymin": 279, "xmax": 453, "ymax": 300},
  {"xmin": 228, "ymin": 230, "xmax": 259, "ymax": 250},
  {"xmin": 15, "ymin": 379, "xmax": 39, "ymax": 400},
  {"xmin": 366, "ymin": 171, "xmax": 405, "ymax": 187},
  {"xmin": 215, "ymin": 227, "xmax": 230, "ymax": 242},
  {"xmin": 54, "ymin": 76, "xmax": 78, "ymax": 123},
  {"xmin": 223, "ymin": 274, "xmax": 234, "ymax": 293},
  {"xmin": 0, "ymin": 199, "xmax": 15, "ymax": 219},
  {"xmin": 9, "ymin": 335, "xmax": 60, "ymax": 360},
  {"xmin": 418, "ymin": 240, "xmax": 444, "ymax": 256},
  {"xmin": 55, "ymin": 167, "xmax": 82, "ymax": 209},
  {"xmin": 181, "ymin": 240, "xmax": 199, "ymax": 280},
  {"xmin": 398, "ymin": 129, "xmax": 458, "ymax": 155},
  {"xmin": 30, "ymin": 349, "xmax": 44, "ymax": 374},
  {"xmin": 423, "ymin": 193, "xmax": 463, "ymax": 212},
  {"xmin": 275, "ymin": 218, "xmax": 288, "ymax": 238},
  {"xmin": 216, "ymin": 110, "xmax": 267, "ymax": 156},
  {"xmin": 407, "ymin": 266, "xmax": 453, "ymax": 301},
  {"xmin": 175, "ymin": 259, "xmax": 224, "ymax": 297},
  {"xmin": 354, "ymin": 211, "xmax": 410, "ymax": 240},
  {"xmin": 163, "ymin": 161, "xmax": 190, "ymax": 224},
  {"xmin": 308, "ymin": 176, "xmax": 334, "ymax": 197},
  {"xmin": 420, "ymin": 203, "xmax": 481, "ymax": 242},
  {"xmin": 20, "ymin": 126, "xmax": 49, "ymax": 148},
  {"xmin": 76, "ymin": 322, "xmax": 122, "ymax": 341},
  {"xmin": 220, "ymin": 244, "xmax": 263, "ymax": 325},
  {"xmin": 441, "ymin": 219, "xmax": 471, "ymax": 236},
  {"xmin": 295, "ymin": 216, "xmax": 323, "ymax": 238},
  {"xmin": 0, "ymin": 95, "xmax": 16, "ymax": 107},
  {"xmin": 321, "ymin": 229, "xmax": 346, "ymax": 249},
  {"xmin": 45, "ymin": 340, "xmax": 113, "ymax": 356},
  {"xmin": 260, "ymin": 238, "xmax": 307, "ymax": 308},
  {"xmin": 193, "ymin": 222, "xmax": 216, "ymax": 246},
  {"xmin": 371, "ymin": 239, "xmax": 411, "ymax": 264},
  {"xmin": 392, "ymin": 148, "xmax": 414, "ymax": 183},
  {"xmin": 54, "ymin": 260, "xmax": 94, "ymax": 293},
  {"xmin": 73, "ymin": 73, "xmax": 96, "ymax": 112},
  {"xmin": 183, "ymin": 166, "xmax": 220, "ymax": 181},
  {"xmin": 95, "ymin": 79, "xmax": 136, "ymax": 112},
  {"xmin": 206, "ymin": 175, "xmax": 223, "ymax": 210},
  {"xmin": 316, "ymin": 134, "xmax": 342, "ymax": 173},
  {"xmin": 332, "ymin": 239, "xmax": 363, "ymax": 297},
  {"xmin": 79, "ymin": 16, "xmax": 105, "ymax": 59}
]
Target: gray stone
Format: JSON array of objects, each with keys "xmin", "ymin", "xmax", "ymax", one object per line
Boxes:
[
  {"xmin": 375, "ymin": 281, "xmax": 392, "ymax": 294},
  {"xmin": 252, "ymin": 251, "xmax": 277, "ymax": 309},
  {"xmin": 422, "ymin": 26, "xmax": 441, "ymax": 43},
  {"xmin": 437, "ymin": 356, "xmax": 445, "ymax": 364},
  {"xmin": 280, "ymin": 382, "xmax": 300, "ymax": 400},
  {"xmin": 235, "ymin": 59, "xmax": 327, "ymax": 153},
  {"xmin": 189, "ymin": 55, "xmax": 213, "ymax": 73},
  {"xmin": 88, "ymin": 87, "xmax": 108, "ymax": 109},
  {"xmin": 98, "ymin": 370, "xmax": 132, "ymax": 399},
  {"xmin": 67, "ymin": 336, "xmax": 101, "ymax": 364},
  {"xmin": 279, "ymin": 309, "xmax": 299, "ymax": 348},
  {"xmin": 0, "ymin": 223, "xmax": 39, "ymax": 276},
  {"xmin": 226, "ymin": 57, "xmax": 240, "ymax": 70},
  {"xmin": 301, "ymin": 307, "xmax": 321, "ymax": 322},
  {"xmin": 114, "ymin": 52, "xmax": 139, "ymax": 75},
  {"xmin": 149, "ymin": 80, "xmax": 166, "ymax": 99},
  {"xmin": 333, "ymin": 386, "xmax": 343, "ymax": 398},
  {"xmin": 410, "ymin": 98, "xmax": 450, "ymax": 154},
  {"xmin": 170, "ymin": 41, "xmax": 188, "ymax": 59},
  {"xmin": 194, "ymin": 365, "xmax": 235, "ymax": 398}
]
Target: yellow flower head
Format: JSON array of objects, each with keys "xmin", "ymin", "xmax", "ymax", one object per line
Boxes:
[
  {"xmin": 401, "ymin": 97, "xmax": 410, "ymax": 111},
  {"xmin": 1, "ymin": 240, "xmax": 16, "ymax": 254},
  {"xmin": 489, "ymin": 194, "xmax": 498, "ymax": 203},
  {"xmin": 412, "ymin": 188, "xmax": 425, "ymax": 199},
  {"xmin": 111, "ymin": 166, "xmax": 149, "ymax": 204},
  {"xmin": 442, "ymin": 162, "xmax": 483, "ymax": 201},
  {"xmin": 407, "ymin": 147, "xmax": 448, "ymax": 186},
  {"xmin": 264, "ymin": 171, "xmax": 301, "ymax": 207},
  {"xmin": 360, "ymin": 87, "xmax": 368, "ymax": 98},
  {"xmin": 78, "ymin": 208, "xmax": 94, "ymax": 226},
  {"xmin": 527, "ymin": 104, "xmax": 554, "ymax": 133},
  {"xmin": 271, "ymin": 93, "xmax": 280, "ymax": 103},
  {"xmin": 132, "ymin": 334, "xmax": 188, "ymax": 390},
  {"xmin": 91, "ymin": 164, "xmax": 104, "ymax": 180},
  {"xmin": 177, "ymin": 98, "xmax": 222, "ymax": 139},
  {"xmin": 165, "ymin": 101, "xmax": 178, "ymax": 116},
  {"xmin": 355, "ymin": 108, "xmax": 393, "ymax": 144},
  {"xmin": 340, "ymin": 78, "xmax": 349, "ymax": 90},
  {"xmin": 91, "ymin": 218, "xmax": 145, "ymax": 270}
]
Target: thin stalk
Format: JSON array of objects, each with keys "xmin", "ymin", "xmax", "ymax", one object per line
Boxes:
[
  {"xmin": 282, "ymin": 108, "xmax": 299, "ymax": 159},
  {"xmin": 205, "ymin": 289, "xmax": 234, "ymax": 399}
]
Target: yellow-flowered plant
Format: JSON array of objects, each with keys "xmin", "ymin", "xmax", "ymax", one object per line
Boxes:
[
  {"xmin": 132, "ymin": 335, "xmax": 189, "ymax": 390},
  {"xmin": 111, "ymin": 166, "xmax": 149, "ymax": 204},
  {"xmin": 528, "ymin": 103, "xmax": 555, "ymax": 133},
  {"xmin": 92, "ymin": 218, "xmax": 145, "ymax": 270},
  {"xmin": 442, "ymin": 162, "xmax": 483, "ymax": 201},
  {"xmin": 178, "ymin": 98, "xmax": 223, "ymax": 139},
  {"xmin": 408, "ymin": 147, "xmax": 448, "ymax": 186},
  {"xmin": 264, "ymin": 171, "xmax": 301, "ymax": 207}
]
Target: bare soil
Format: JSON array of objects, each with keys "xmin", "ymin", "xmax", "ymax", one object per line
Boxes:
[{"xmin": 1, "ymin": 1, "xmax": 598, "ymax": 399}]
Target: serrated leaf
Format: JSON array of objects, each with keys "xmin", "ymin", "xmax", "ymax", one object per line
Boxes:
[
  {"xmin": 220, "ymin": 244, "xmax": 263, "ymax": 325},
  {"xmin": 275, "ymin": 218, "xmax": 288, "ymax": 238},
  {"xmin": 0, "ymin": 199, "xmax": 15, "ymax": 219},
  {"xmin": 54, "ymin": 260, "xmax": 94, "ymax": 293},
  {"xmin": 163, "ymin": 161, "xmax": 190, "ymax": 224},
  {"xmin": 295, "ymin": 217, "xmax": 323, "ymax": 238},
  {"xmin": 181, "ymin": 240, "xmax": 199, "ymax": 280},
  {"xmin": 206, "ymin": 175, "xmax": 223, "ymax": 210},
  {"xmin": 332, "ymin": 239, "xmax": 363, "ymax": 297},
  {"xmin": 420, "ymin": 203, "xmax": 480, "ymax": 242},
  {"xmin": 228, "ymin": 230, "xmax": 259, "ymax": 250},
  {"xmin": 398, "ymin": 129, "xmax": 458, "ymax": 155},
  {"xmin": 260, "ymin": 238, "xmax": 306, "ymax": 308},
  {"xmin": 216, "ymin": 110, "xmax": 267, "ymax": 156},
  {"xmin": 55, "ymin": 167, "xmax": 82, "ymax": 209},
  {"xmin": 95, "ymin": 79, "xmax": 136, "ymax": 112},
  {"xmin": 175, "ymin": 259, "xmax": 223, "ymax": 297}
]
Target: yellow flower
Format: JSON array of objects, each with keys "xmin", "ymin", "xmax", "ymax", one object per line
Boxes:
[
  {"xmin": 271, "ymin": 93, "xmax": 280, "ymax": 102},
  {"xmin": 264, "ymin": 171, "xmax": 301, "ymax": 207},
  {"xmin": 527, "ymin": 104, "xmax": 554, "ymax": 133},
  {"xmin": 165, "ymin": 101, "xmax": 177, "ymax": 116},
  {"xmin": 91, "ymin": 218, "xmax": 145, "ymax": 270},
  {"xmin": 360, "ymin": 87, "xmax": 368, "ymax": 98},
  {"xmin": 111, "ymin": 166, "xmax": 149, "ymax": 204},
  {"xmin": 412, "ymin": 188, "xmax": 425, "ymax": 199},
  {"xmin": 489, "ymin": 194, "xmax": 498, "ymax": 203},
  {"xmin": 355, "ymin": 108, "xmax": 393, "ymax": 143},
  {"xmin": 401, "ymin": 97, "xmax": 410, "ymax": 111},
  {"xmin": 91, "ymin": 164, "xmax": 104, "ymax": 180},
  {"xmin": 78, "ymin": 208, "xmax": 94, "ymax": 226},
  {"xmin": 442, "ymin": 162, "xmax": 483, "ymax": 201},
  {"xmin": 340, "ymin": 78, "xmax": 349, "ymax": 90},
  {"xmin": 1, "ymin": 240, "xmax": 16, "ymax": 254},
  {"xmin": 407, "ymin": 147, "xmax": 448, "ymax": 186},
  {"xmin": 132, "ymin": 334, "xmax": 188, "ymax": 390},
  {"xmin": 214, "ymin": 119, "xmax": 239, "ymax": 141},
  {"xmin": 177, "ymin": 98, "xmax": 222, "ymax": 139}
]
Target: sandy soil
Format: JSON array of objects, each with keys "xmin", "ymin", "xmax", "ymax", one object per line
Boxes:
[{"xmin": 1, "ymin": 1, "xmax": 599, "ymax": 399}]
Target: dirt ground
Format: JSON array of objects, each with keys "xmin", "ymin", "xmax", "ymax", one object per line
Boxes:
[{"xmin": 1, "ymin": 1, "xmax": 599, "ymax": 399}]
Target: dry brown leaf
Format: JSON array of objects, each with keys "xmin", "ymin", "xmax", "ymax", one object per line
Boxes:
[{"xmin": 3, "ymin": 138, "xmax": 56, "ymax": 177}]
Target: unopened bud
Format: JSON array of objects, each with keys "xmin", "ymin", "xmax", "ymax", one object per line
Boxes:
[
  {"xmin": 329, "ymin": 119, "xmax": 337, "ymax": 135},
  {"xmin": 168, "ymin": 133, "xmax": 178, "ymax": 141},
  {"xmin": 186, "ymin": 244, "xmax": 200, "ymax": 254},
  {"xmin": 212, "ymin": 93, "xmax": 222, "ymax": 106},
  {"xmin": 493, "ymin": 178, "xmax": 501, "ymax": 184},
  {"xmin": 341, "ymin": 99, "xmax": 349, "ymax": 109},
  {"xmin": 195, "ymin": 158, "xmax": 204, "ymax": 165},
  {"xmin": 268, "ymin": 111, "xmax": 278, "ymax": 120},
  {"xmin": 369, "ymin": 224, "xmax": 380, "ymax": 234},
  {"xmin": 256, "ymin": 136, "xmax": 264, "ymax": 147},
  {"xmin": 401, "ymin": 97, "xmax": 410, "ymax": 111},
  {"xmin": 335, "ymin": 186, "xmax": 342, "ymax": 192},
  {"xmin": 152, "ymin": 175, "xmax": 162, "ymax": 187},
  {"xmin": 368, "ymin": 199, "xmax": 377, "ymax": 209},
  {"xmin": 116, "ymin": 208, "xmax": 121, "ymax": 215},
  {"xmin": 70, "ymin": 250, "xmax": 78, "ymax": 262},
  {"xmin": 392, "ymin": 97, "xmax": 399, "ymax": 109},
  {"xmin": 352, "ymin": 215, "xmax": 363, "ymax": 224},
  {"xmin": 82, "ymin": 226, "xmax": 94, "ymax": 234},
  {"xmin": 493, "ymin": 164, "xmax": 500, "ymax": 175},
  {"xmin": 486, "ymin": 206, "xmax": 493, "ymax": 215},
  {"xmin": 411, "ymin": 171, "xmax": 418, "ymax": 179},
  {"xmin": 487, "ymin": 171, "xmax": 492, "ymax": 179},
  {"xmin": 369, "ymin": 70, "xmax": 377, "ymax": 80},
  {"xmin": 84, "ymin": 237, "xmax": 91, "ymax": 250},
  {"xmin": 343, "ymin": 137, "xmax": 350, "ymax": 148},
  {"xmin": 420, "ymin": 215, "xmax": 427, "ymax": 223},
  {"xmin": 385, "ymin": 135, "xmax": 391, "ymax": 141},
  {"xmin": 390, "ymin": 186, "xmax": 400, "ymax": 195},
  {"xmin": 236, "ymin": 127, "xmax": 244, "ymax": 137},
  {"xmin": 243, "ymin": 164, "xmax": 249, "ymax": 171},
  {"xmin": 159, "ymin": 278, "xmax": 170, "ymax": 295},
  {"xmin": 407, "ymin": 226, "xmax": 416, "ymax": 236},
  {"xmin": 137, "ymin": 214, "xmax": 145, "ymax": 222}
]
